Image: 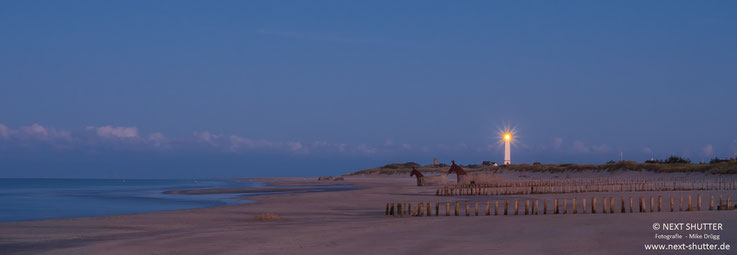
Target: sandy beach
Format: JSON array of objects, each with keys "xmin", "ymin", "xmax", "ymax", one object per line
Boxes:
[{"xmin": 1, "ymin": 173, "xmax": 736, "ymax": 255}]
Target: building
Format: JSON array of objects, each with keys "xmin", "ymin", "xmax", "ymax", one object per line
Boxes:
[{"xmin": 482, "ymin": 161, "xmax": 498, "ymax": 166}]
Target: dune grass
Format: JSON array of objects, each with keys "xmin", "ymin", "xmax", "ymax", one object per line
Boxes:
[{"xmin": 346, "ymin": 161, "xmax": 737, "ymax": 176}]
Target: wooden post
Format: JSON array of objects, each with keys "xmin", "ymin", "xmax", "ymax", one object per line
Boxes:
[
  {"xmin": 583, "ymin": 198, "xmax": 587, "ymax": 214},
  {"xmin": 563, "ymin": 199, "xmax": 567, "ymax": 214},
  {"xmin": 409, "ymin": 203, "xmax": 413, "ymax": 216},
  {"xmin": 592, "ymin": 197, "xmax": 597, "ymax": 214},
  {"xmin": 389, "ymin": 203, "xmax": 394, "ymax": 216},
  {"xmin": 554, "ymin": 199, "xmax": 559, "ymax": 214},
  {"xmin": 620, "ymin": 197, "xmax": 625, "ymax": 213},
  {"xmin": 728, "ymin": 196, "xmax": 732, "ymax": 210},
  {"xmin": 419, "ymin": 202, "xmax": 424, "ymax": 216},
  {"xmin": 639, "ymin": 197, "xmax": 644, "ymax": 213},
  {"xmin": 398, "ymin": 203, "xmax": 403, "ymax": 216},
  {"xmin": 544, "ymin": 199, "xmax": 547, "ymax": 215},
  {"xmin": 697, "ymin": 195, "xmax": 701, "ymax": 211},
  {"xmin": 465, "ymin": 201, "xmax": 470, "ymax": 216},
  {"xmin": 436, "ymin": 202, "xmax": 439, "ymax": 216},
  {"xmin": 710, "ymin": 195, "xmax": 714, "ymax": 211},
  {"xmin": 688, "ymin": 195, "xmax": 692, "ymax": 211},
  {"xmin": 657, "ymin": 196, "xmax": 662, "ymax": 212},
  {"xmin": 504, "ymin": 200, "xmax": 509, "ymax": 215},
  {"xmin": 525, "ymin": 200, "xmax": 530, "ymax": 215},
  {"xmin": 670, "ymin": 197, "xmax": 674, "ymax": 212},
  {"xmin": 455, "ymin": 201, "xmax": 459, "ymax": 216},
  {"xmin": 427, "ymin": 202, "xmax": 432, "ymax": 216},
  {"xmin": 650, "ymin": 196, "xmax": 654, "ymax": 212},
  {"xmin": 629, "ymin": 197, "xmax": 633, "ymax": 213},
  {"xmin": 514, "ymin": 200, "xmax": 519, "ymax": 215},
  {"xmin": 495, "ymin": 201, "xmax": 499, "ymax": 215},
  {"xmin": 535, "ymin": 200, "xmax": 539, "ymax": 215},
  {"xmin": 475, "ymin": 201, "xmax": 479, "ymax": 216},
  {"xmin": 573, "ymin": 198, "xmax": 578, "ymax": 214},
  {"xmin": 602, "ymin": 197, "xmax": 607, "ymax": 214},
  {"xmin": 610, "ymin": 197, "xmax": 614, "ymax": 213}
]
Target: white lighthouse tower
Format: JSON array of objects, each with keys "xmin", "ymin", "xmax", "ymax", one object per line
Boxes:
[{"xmin": 504, "ymin": 133, "xmax": 511, "ymax": 165}]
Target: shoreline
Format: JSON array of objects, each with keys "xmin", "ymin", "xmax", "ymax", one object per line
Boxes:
[{"xmin": 1, "ymin": 174, "xmax": 736, "ymax": 254}]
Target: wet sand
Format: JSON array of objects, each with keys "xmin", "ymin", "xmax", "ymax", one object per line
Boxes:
[{"xmin": 0, "ymin": 174, "xmax": 736, "ymax": 255}]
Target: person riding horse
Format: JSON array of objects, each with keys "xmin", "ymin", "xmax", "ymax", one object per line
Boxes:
[{"xmin": 410, "ymin": 167, "xmax": 424, "ymax": 186}]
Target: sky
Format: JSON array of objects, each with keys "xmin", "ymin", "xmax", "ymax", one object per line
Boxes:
[{"xmin": 1, "ymin": 1, "xmax": 736, "ymax": 178}]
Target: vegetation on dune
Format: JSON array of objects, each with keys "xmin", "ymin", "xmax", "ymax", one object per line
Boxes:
[{"xmin": 346, "ymin": 159, "xmax": 737, "ymax": 176}]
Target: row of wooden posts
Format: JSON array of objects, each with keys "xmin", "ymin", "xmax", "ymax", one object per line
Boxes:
[
  {"xmin": 437, "ymin": 181, "xmax": 737, "ymax": 196},
  {"xmin": 443, "ymin": 178, "xmax": 737, "ymax": 189},
  {"xmin": 386, "ymin": 194, "xmax": 734, "ymax": 217}
]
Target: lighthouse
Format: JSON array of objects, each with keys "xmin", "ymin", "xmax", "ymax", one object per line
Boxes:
[{"xmin": 504, "ymin": 133, "xmax": 511, "ymax": 165}]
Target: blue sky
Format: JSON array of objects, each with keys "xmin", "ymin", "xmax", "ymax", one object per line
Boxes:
[{"xmin": 1, "ymin": 1, "xmax": 736, "ymax": 178}]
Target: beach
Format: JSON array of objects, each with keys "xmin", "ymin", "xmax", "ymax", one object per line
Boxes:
[{"xmin": 1, "ymin": 173, "xmax": 736, "ymax": 255}]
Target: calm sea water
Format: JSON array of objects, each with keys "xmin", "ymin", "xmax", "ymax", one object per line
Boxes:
[{"xmin": 0, "ymin": 178, "xmax": 261, "ymax": 222}]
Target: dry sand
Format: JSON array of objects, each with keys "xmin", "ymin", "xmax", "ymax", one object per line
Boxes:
[{"xmin": 1, "ymin": 173, "xmax": 736, "ymax": 255}]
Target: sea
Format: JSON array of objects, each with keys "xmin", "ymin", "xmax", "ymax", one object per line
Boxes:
[{"xmin": 0, "ymin": 178, "xmax": 261, "ymax": 222}]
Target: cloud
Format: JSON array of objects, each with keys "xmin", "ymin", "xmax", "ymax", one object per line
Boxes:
[
  {"xmin": 194, "ymin": 131, "xmax": 220, "ymax": 145},
  {"xmin": 591, "ymin": 144, "xmax": 612, "ymax": 153},
  {"xmin": 148, "ymin": 132, "xmax": 166, "ymax": 147},
  {"xmin": 0, "ymin": 124, "xmax": 8, "ymax": 140},
  {"xmin": 572, "ymin": 141, "xmax": 590, "ymax": 153},
  {"xmin": 552, "ymin": 137, "xmax": 563, "ymax": 150},
  {"xmin": 643, "ymin": 146, "xmax": 653, "ymax": 154},
  {"xmin": 87, "ymin": 126, "xmax": 138, "ymax": 138},
  {"xmin": 22, "ymin": 124, "xmax": 49, "ymax": 137},
  {"xmin": 703, "ymin": 144, "xmax": 713, "ymax": 156}
]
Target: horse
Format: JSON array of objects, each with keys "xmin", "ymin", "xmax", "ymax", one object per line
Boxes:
[
  {"xmin": 410, "ymin": 167, "xmax": 424, "ymax": 186},
  {"xmin": 448, "ymin": 160, "xmax": 468, "ymax": 184}
]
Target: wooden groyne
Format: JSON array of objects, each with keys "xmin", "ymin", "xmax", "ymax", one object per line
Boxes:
[
  {"xmin": 386, "ymin": 194, "xmax": 735, "ymax": 217},
  {"xmin": 436, "ymin": 178, "xmax": 737, "ymax": 196}
]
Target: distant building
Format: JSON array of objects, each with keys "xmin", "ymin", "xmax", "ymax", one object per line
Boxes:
[{"xmin": 481, "ymin": 161, "xmax": 498, "ymax": 166}]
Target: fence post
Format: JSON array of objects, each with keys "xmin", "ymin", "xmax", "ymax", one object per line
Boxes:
[
  {"xmin": 573, "ymin": 198, "xmax": 578, "ymax": 214},
  {"xmin": 650, "ymin": 196, "xmax": 654, "ymax": 212},
  {"xmin": 697, "ymin": 195, "xmax": 701, "ymax": 211},
  {"xmin": 535, "ymin": 200, "xmax": 539, "ymax": 215},
  {"xmin": 563, "ymin": 199, "xmax": 567, "ymax": 214},
  {"xmin": 427, "ymin": 202, "xmax": 432, "ymax": 216},
  {"xmin": 398, "ymin": 203, "xmax": 403, "ymax": 217},
  {"xmin": 554, "ymin": 199, "xmax": 559, "ymax": 214},
  {"xmin": 544, "ymin": 199, "xmax": 547, "ymax": 215},
  {"xmin": 602, "ymin": 197, "xmax": 607, "ymax": 214},
  {"xmin": 495, "ymin": 201, "xmax": 499, "ymax": 216},
  {"xmin": 670, "ymin": 197, "xmax": 674, "ymax": 212},
  {"xmin": 592, "ymin": 197, "xmax": 597, "ymax": 214},
  {"xmin": 583, "ymin": 198, "xmax": 587, "ymax": 214},
  {"xmin": 710, "ymin": 195, "xmax": 714, "ymax": 211},
  {"xmin": 657, "ymin": 196, "xmax": 662, "ymax": 212},
  {"xmin": 475, "ymin": 202, "xmax": 479, "ymax": 216},
  {"xmin": 620, "ymin": 197, "xmax": 625, "ymax": 213},
  {"xmin": 465, "ymin": 201, "xmax": 470, "ymax": 216},
  {"xmin": 515, "ymin": 200, "xmax": 519, "ymax": 215},
  {"xmin": 504, "ymin": 200, "xmax": 509, "ymax": 215},
  {"xmin": 629, "ymin": 197, "xmax": 633, "ymax": 213},
  {"xmin": 609, "ymin": 197, "xmax": 614, "ymax": 213},
  {"xmin": 486, "ymin": 201, "xmax": 490, "ymax": 216},
  {"xmin": 525, "ymin": 200, "xmax": 530, "ymax": 215},
  {"xmin": 688, "ymin": 195, "xmax": 692, "ymax": 211}
]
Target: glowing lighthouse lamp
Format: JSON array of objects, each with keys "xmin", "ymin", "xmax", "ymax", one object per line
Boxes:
[{"xmin": 503, "ymin": 133, "xmax": 512, "ymax": 165}]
